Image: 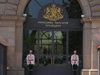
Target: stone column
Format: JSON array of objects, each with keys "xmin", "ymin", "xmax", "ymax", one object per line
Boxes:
[
  {"xmin": 0, "ymin": 18, "xmax": 16, "ymax": 75},
  {"xmin": 15, "ymin": 17, "xmax": 25, "ymax": 75},
  {"xmin": 89, "ymin": 20, "xmax": 100, "ymax": 75},
  {"xmin": 5, "ymin": 17, "xmax": 25, "ymax": 75},
  {"xmin": 14, "ymin": 20, "xmax": 25, "ymax": 75},
  {"xmin": 82, "ymin": 18, "xmax": 100, "ymax": 75},
  {"xmin": 82, "ymin": 18, "xmax": 92, "ymax": 75}
]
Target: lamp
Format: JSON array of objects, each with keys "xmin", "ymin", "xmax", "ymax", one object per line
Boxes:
[
  {"xmin": 81, "ymin": 15, "xmax": 85, "ymax": 18},
  {"xmin": 23, "ymin": 14, "xmax": 27, "ymax": 17}
]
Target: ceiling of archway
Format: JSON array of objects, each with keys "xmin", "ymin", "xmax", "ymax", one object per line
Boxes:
[{"xmin": 0, "ymin": 0, "xmax": 100, "ymax": 17}]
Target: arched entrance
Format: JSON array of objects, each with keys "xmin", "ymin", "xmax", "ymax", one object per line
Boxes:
[{"xmin": 23, "ymin": 0, "xmax": 83, "ymax": 75}]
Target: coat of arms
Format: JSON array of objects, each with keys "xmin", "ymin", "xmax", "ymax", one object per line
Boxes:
[{"xmin": 43, "ymin": 4, "xmax": 64, "ymax": 21}]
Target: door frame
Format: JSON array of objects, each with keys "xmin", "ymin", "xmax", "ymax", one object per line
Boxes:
[
  {"xmin": 23, "ymin": 26, "xmax": 83, "ymax": 75},
  {"xmin": 23, "ymin": 28, "xmax": 83, "ymax": 65}
]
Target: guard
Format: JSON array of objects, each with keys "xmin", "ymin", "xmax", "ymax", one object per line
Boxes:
[
  {"xmin": 26, "ymin": 50, "xmax": 35, "ymax": 71},
  {"xmin": 71, "ymin": 50, "xmax": 79, "ymax": 71}
]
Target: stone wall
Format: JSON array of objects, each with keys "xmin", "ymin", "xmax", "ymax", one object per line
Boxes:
[
  {"xmin": 0, "ymin": 0, "xmax": 19, "ymax": 16},
  {"xmin": 0, "ymin": 0, "xmax": 100, "ymax": 17},
  {"xmin": 0, "ymin": 0, "xmax": 100, "ymax": 75},
  {"xmin": 89, "ymin": 0, "xmax": 100, "ymax": 17}
]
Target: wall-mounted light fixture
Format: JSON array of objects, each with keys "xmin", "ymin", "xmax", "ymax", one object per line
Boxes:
[
  {"xmin": 81, "ymin": 15, "xmax": 85, "ymax": 18},
  {"xmin": 23, "ymin": 14, "xmax": 27, "ymax": 17}
]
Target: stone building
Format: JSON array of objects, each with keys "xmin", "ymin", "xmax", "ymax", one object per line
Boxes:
[{"xmin": 0, "ymin": 0, "xmax": 100, "ymax": 75}]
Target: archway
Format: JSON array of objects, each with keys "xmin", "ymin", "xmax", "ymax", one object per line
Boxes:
[{"xmin": 23, "ymin": 0, "xmax": 83, "ymax": 75}]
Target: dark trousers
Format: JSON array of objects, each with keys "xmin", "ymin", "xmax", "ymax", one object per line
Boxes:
[
  {"xmin": 72, "ymin": 65, "xmax": 78, "ymax": 75},
  {"xmin": 72, "ymin": 64, "xmax": 78, "ymax": 71},
  {"xmin": 29, "ymin": 64, "xmax": 34, "ymax": 70}
]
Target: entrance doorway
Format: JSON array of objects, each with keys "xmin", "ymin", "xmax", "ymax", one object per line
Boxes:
[
  {"xmin": 23, "ymin": 30, "xmax": 82, "ymax": 75},
  {"xmin": 23, "ymin": 0, "xmax": 83, "ymax": 75}
]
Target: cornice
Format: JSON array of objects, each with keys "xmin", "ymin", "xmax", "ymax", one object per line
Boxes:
[
  {"xmin": 81, "ymin": 17, "xmax": 100, "ymax": 23},
  {"xmin": 0, "ymin": 16, "xmax": 26, "ymax": 22}
]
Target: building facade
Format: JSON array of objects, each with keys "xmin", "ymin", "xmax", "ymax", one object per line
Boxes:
[{"xmin": 0, "ymin": 0, "xmax": 100, "ymax": 75}]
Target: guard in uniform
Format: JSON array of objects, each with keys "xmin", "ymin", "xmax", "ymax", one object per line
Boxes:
[
  {"xmin": 26, "ymin": 50, "xmax": 35, "ymax": 71},
  {"xmin": 71, "ymin": 50, "xmax": 79, "ymax": 71}
]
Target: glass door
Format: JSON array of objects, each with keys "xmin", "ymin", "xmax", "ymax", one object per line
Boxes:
[
  {"xmin": 39, "ymin": 31, "xmax": 53, "ymax": 67},
  {"xmin": 38, "ymin": 31, "xmax": 68, "ymax": 67},
  {"xmin": 36, "ymin": 31, "xmax": 71, "ymax": 75},
  {"xmin": 23, "ymin": 30, "xmax": 82, "ymax": 75},
  {"xmin": 53, "ymin": 31, "xmax": 67, "ymax": 67}
]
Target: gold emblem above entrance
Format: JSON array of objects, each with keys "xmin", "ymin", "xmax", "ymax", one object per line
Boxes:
[{"xmin": 43, "ymin": 4, "xmax": 64, "ymax": 21}]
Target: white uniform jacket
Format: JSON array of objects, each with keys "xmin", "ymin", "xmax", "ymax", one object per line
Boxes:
[
  {"xmin": 26, "ymin": 54, "xmax": 35, "ymax": 65},
  {"xmin": 71, "ymin": 54, "xmax": 79, "ymax": 66}
]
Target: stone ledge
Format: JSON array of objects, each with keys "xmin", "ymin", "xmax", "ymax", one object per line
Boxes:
[
  {"xmin": 82, "ymin": 69, "xmax": 98, "ymax": 71},
  {"xmin": 81, "ymin": 18, "xmax": 91, "ymax": 23},
  {"xmin": 0, "ymin": 16, "xmax": 26, "ymax": 22},
  {"xmin": 81, "ymin": 17, "xmax": 100, "ymax": 23},
  {"xmin": 91, "ymin": 17, "xmax": 100, "ymax": 21},
  {"xmin": 7, "ymin": 67, "xmax": 24, "ymax": 71},
  {"xmin": 7, "ymin": 67, "xmax": 24, "ymax": 75},
  {"xmin": 82, "ymin": 69, "xmax": 98, "ymax": 75}
]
